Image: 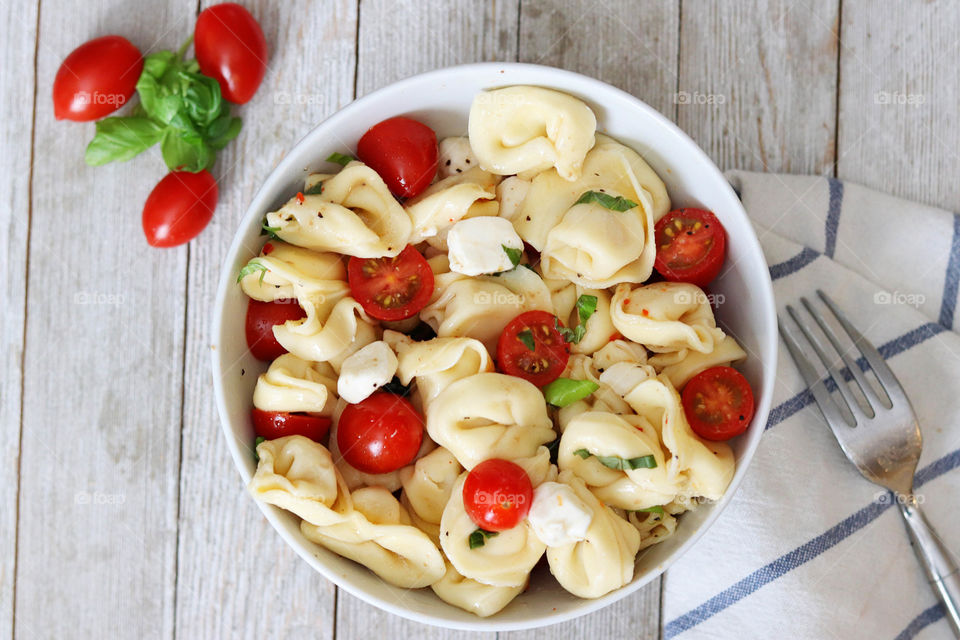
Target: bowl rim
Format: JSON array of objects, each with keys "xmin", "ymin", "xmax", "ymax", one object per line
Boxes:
[{"xmin": 211, "ymin": 61, "xmax": 778, "ymax": 632}]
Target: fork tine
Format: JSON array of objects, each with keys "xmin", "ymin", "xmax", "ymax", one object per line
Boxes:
[
  {"xmin": 817, "ymin": 290, "xmax": 909, "ymax": 405},
  {"xmin": 778, "ymin": 318, "xmax": 856, "ymax": 428},
  {"xmin": 786, "ymin": 304, "xmax": 868, "ymax": 423},
  {"xmin": 800, "ymin": 296, "xmax": 892, "ymax": 411}
]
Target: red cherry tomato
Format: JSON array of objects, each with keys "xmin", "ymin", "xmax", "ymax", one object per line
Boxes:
[
  {"xmin": 337, "ymin": 392, "xmax": 423, "ymax": 475},
  {"xmin": 356, "ymin": 116, "xmax": 438, "ymax": 198},
  {"xmin": 53, "ymin": 35, "xmax": 143, "ymax": 121},
  {"xmin": 462, "ymin": 459, "xmax": 533, "ymax": 532},
  {"xmin": 245, "ymin": 299, "xmax": 306, "ymax": 361},
  {"xmin": 195, "ymin": 3, "xmax": 267, "ymax": 104},
  {"xmin": 497, "ymin": 310, "xmax": 570, "ymax": 387},
  {"xmin": 654, "ymin": 208, "xmax": 727, "ymax": 288},
  {"xmin": 251, "ymin": 408, "xmax": 331, "ymax": 442},
  {"xmin": 142, "ymin": 170, "xmax": 218, "ymax": 247},
  {"xmin": 347, "ymin": 245, "xmax": 435, "ymax": 321},
  {"xmin": 681, "ymin": 366, "xmax": 755, "ymax": 441}
]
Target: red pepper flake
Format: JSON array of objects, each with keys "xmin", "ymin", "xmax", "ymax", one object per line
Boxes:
[
  {"xmin": 608, "ymin": 332, "xmax": 623, "ymax": 342},
  {"xmin": 296, "ymin": 191, "xmax": 305, "ymax": 205},
  {"xmin": 641, "ymin": 308, "xmax": 650, "ymax": 317},
  {"xmin": 262, "ymin": 243, "xmax": 274, "ymax": 255},
  {"xmin": 624, "ymin": 298, "xmax": 631, "ymax": 305}
]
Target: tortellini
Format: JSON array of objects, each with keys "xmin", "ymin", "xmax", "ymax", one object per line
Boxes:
[
  {"xmin": 468, "ymin": 86, "xmax": 597, "ymax": 181},
  {"xmin": 548, "ymin": 282, "xmax": 618, "ymax": 354},
  {"xmin": 399, "ymin": 446, "xmax": 463, "ymax": 542},
  {"xmin": 649, "ymin": 334, "xmax": 747, "ymax": 388},
  {"xmin": 266, "ymin": 161, "xmax": 412, "ymax": 258},
  {"xmin": 426, "ymin": 373, "xmax": 556, "ymax": 470},
  {"xmin": 239, "ymin": 241, "xmax": 348, "ymax": 304},
  {"xmin": 301, "ymin": 485, "xmax": 446, "ymax": 589},
  {"xmin": 610, "ymin": 282, "xmax": 725, "ymax": 354},
  {"xmin": 439, "ymin": 472, "xmax": 546, "ymax": 587},
  {"xmin": 431, "ymin": 561, "xmax": 525, "ymax": 617},
  {"xmin": 421, "ymin": 265, "xmax": 554, "ymax": 354},
  {"xmin": 546, "ymin": 471, "xmax": 641, "ymax": 598},
  {"xmin": 252, "ymin": 354, "xmax": 338, "ymax": 417},
  {"xmin": 558, "ymin": 411, "xmax": 679, "ymax": 510},
  {"xmin": 405, "ymin": 166, "xmax": 499, "ymax": 244},
  {"xmin": 248, "ymin": 435, "xmax": 347, "ymax": 527},
  {"xmin": 391, "ymin": 335, "xmax": 494, "ymax": 408},
  {"xmin": 628, "ymin": 508, "xmax": 679, "ymax": 552},
  {"xmin": 273, "ymin": 295, "xmax": 379, "ymax": 365}
]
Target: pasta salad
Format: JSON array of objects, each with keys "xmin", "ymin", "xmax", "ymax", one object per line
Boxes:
[{"xmin": 239, "ymin": 85, "xmax": 756, "ymax": 617}]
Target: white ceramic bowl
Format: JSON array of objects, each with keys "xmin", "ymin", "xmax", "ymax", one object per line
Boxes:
[{"xmin": 212, "ymin": 62, "xmax": 778, "ymax": 632}]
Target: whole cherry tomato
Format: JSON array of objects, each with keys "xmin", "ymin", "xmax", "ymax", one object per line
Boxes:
[
  {"xmin": 336, "ymin": 392, "xmax": 423, "ymax": 475},
  {"xmin": 142, "ymin": 170, "xmax": 218, "ymax": 247},
  {"xmin": 195, "ymin": 3, "xmax": 267, "ymax": 104},
  {"xmin": 462, "ymin": 459, "xmax": 534, "ymax": 531},
  {"xmin": 53, "ymin": 35, "xmax": 143, "ymax": 121},
  {"xmin": 244, "ymin": 299, "xmax": 306, "ymax": 361},
  {"xmin": 356, "ymin": 116, "xmax": 438, "ymax": 198}
]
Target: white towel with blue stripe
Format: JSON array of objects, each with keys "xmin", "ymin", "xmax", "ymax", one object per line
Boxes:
[{"xmin": 661, "ymin": 171, "xmax": 960, "ymax": 640}]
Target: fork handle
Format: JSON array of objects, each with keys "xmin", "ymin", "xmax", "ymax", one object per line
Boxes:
[{"xmin": 898, "ymin": 494, "xmax": 960, "ymax": 637}]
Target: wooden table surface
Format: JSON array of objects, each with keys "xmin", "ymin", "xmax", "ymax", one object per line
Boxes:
[{"xmin": 3, "ymin": 1, "xmax": 958, "ymax": 638}]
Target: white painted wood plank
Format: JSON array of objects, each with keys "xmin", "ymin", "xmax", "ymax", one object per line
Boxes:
[
  {"xmin": 838, "ymin": 0, "xmax": 960, "ymax": 211},
  {"xmin": 518, "ymin": 0, "xmax": 680, "ymax": 119},
  {"xmin": 678, "ymin": 0, "xmax": 839, "ymax": 174},
  {"xmin": 0, "ymin": 1, "xmax": 38, "ymax": 637},
  {"xmin": 356, "ymin": 0, "xmax": 520, "ymax": 97},
  {"xmin": 16, "ymin": 1, "xmax": 192, "ymax": 638},
  {"xmin": 174, "ymin": 2, "xmax": 357, "ymax": 639}
]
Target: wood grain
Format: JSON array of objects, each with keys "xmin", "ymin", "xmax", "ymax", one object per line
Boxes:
[
  {"xmin": 16, "ymin": 1, "xmax": 193, "ymax": 638},
  {"xmin": 838, "ymin": 0, "xmax": 960, "ymax": 211},
  {"xmin": 0, "ymin": 0, "xmax": 38, "ymax": 636},
  {"xmin": 173, "ymin": 2, "xmax": 357, "ymax": 639},
  {"xmin": 678, "ymin": 0, "xmax": 839, "ymax": 174},
  {"xmin": 518, "ymin": 0, "xmax": 680, "ymax": 119}
]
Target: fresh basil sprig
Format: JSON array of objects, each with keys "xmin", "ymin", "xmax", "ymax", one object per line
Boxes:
[
  {"xmin": 517, "ymin": 328, "xmax": 536, "ymax": 352},
  {"xmin": 326, "ymin": 152, "xmax": 355, "ymax": 166},
  {"xmin": 555, "ymin": 294, "xmax": 598, "ymax": 345},
  {"xmin": 502, "ymin": 244, "xmax": 522, "ymax": 267},
  {"xmin": 261, "ymin": 216, "xmax": 281, "ymax": 239},
  {"xmin": 85, "ymin": 42, "xmax": 242, "ymax": 172},
  {"xmin": 573, "ymin": 448, "xmax": 658, "ymax": 470},
  {"xmin": 237, "ymin": 258, "xmax": 268, "ymax": 284},
  {"xmin": 575, "ymin": 190, "xmax": 638, "ymax": 212},
  {"xmin": 543, "ymin": 378, "xmax": 599, "ymax": 407},
  {"xmin": 253, "ymin": 436, "xmax": 266, "ymax": 463},
  {"xmin": 468, "ymin": 528, "xmax": 499, "ymax": 549},
  {"xmin": 635, "ymin": 505, "xmax": 665, "ymax": 514},
  {"xmin": 303, "ymin": 182, "xmax": 324, "ymax": 195}
]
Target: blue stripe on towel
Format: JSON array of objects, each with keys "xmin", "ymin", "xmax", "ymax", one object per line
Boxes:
[
  {"xmin": 824, "ymin": 178, "xmax": 844, "ymax": 258},
  {"xmin": 766, "ymin": 322, "xmax": 944, "ymax": 430},
  {"xmin": 768, "ymin": 247, "xmax": 820, "ymax": 281},
  {"xmin": 938, "ymin": 213, "xmax": 960, "ymax": 329},
  {"xmin": 894, "ymin": 604, "xmax": 945, "ymax": 640},
  {"xmin": 664, "ymin": 447, "xmax": 960, "ymax": 639}
]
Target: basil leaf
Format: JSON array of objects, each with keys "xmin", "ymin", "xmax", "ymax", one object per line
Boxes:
[
  {"xmin": 575, "ymin": 190, "xmax": 638, "ymax": 212},
  {"xmin": 261, "ymin": 217, "xmax": 281, "ymax": 239},
  {"xmin": 468, "ymin": 528, "xmax": 499, "ymax": 549},
  {"xmin": 543, "ymin": 378, "xmax": 599, "ymax": 407},
  {"xmin": 327, "ymin": 152, "xmax": 355, "ymax": 166},
  {"xmin": 517, "ymin": 328, "xmax": 536, "ymax": 352},
  {"xmin": 635, "ymin": 505, "xmax": 664, "ymax": 514},
  {"xmin": 237, "ymin": 259, "xmax": 268, "ymax": 284},
  {"xmin": 85, "ymin": 117, "xmax": 166, "ymax": 166},
  {"xmin": 572, "ymin": 448, "xmax": 658, "ymax": 470},
  {"xmin": 161, "ymin": 129, "xmax": 215, "ymax": 172},
  {"xmin": 206, "ymin": 116, "xmax": 242, "ymax": 150},
  {"xmin": 502, "ymin": 245, "xmax": 522, "ymax": 267},
  {"xmin": 179, "ymin": 70, "xmax": 223, "ymax": 128},
  {"xmin": 142, "ymin": 50, "xmax": 176, "ymax": 79},
  {"xmin": 576, "ymin": 294, "xmax": 598, "ymax": 326},
  {"xmin": 554, "ymin": 317, "xmax": 586, "ymax": 345},
  {"xmin": 253, "ymin": 436, "xmax": 266, "ymax": 463},
  {"xmin": 303, "ymin": 183, "xmax": 324, "ymax": 195}
]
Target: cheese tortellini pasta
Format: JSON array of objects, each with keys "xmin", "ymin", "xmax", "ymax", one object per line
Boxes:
[
  {"xmin": 610, "ymin": 281, "xmax": 725, "ymax": 354},
  {"xmin": 252, "ymin": 354, "xmax": 339, "ymax": 417}
]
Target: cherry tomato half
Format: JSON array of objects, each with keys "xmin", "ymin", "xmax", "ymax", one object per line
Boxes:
[
  {"xmin": 195, "ymin": 3, "xmax": 267, "ymax": 104},
  {"xmin": 142, "ymin": 170, "xmax": 218, "ymax": 247},
  {"xmin": 53, "ymin": 35, "xmax": 143, "ymax": 121},
  {"xmin": 462, "ymin": 459, "xmax": 533, "ymax": 532},
  {"xmin": 252, "ymin": 408, "xmax": 331, "ymax": 442},
  {"xmin": 654, "ymin": 208, "xmax": 727, "ymax": 288},
  {"xmin": 347, "ymin": 245, "xmax": 435, "ymax": 321},
  {"xmin": 245, "ymin": 299, "xmax": 306, "ymax": 361},
  {"xmin": 497, "ymin": 310, "xmax": 570, "ymax": 387},
  {"xmin": 681, "ymin": 366, "xmax": 755, "ymax": 441},
  {"xmin": 337, "ymin": 392, "xmax": 423, "ymax": 475},
  {"xmin": 356, "ymin": 116, "xmax": 438, "ymax": 198}
]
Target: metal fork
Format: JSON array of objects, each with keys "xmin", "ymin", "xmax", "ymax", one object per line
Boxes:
[{"xmin": 780, "ymin": 290, "xmax": 960, "ymax": 636}]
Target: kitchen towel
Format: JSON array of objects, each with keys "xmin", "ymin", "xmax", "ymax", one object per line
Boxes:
[{"xmin": 661, "ymin": 172, "xmax": 960, "ymax": 640}]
